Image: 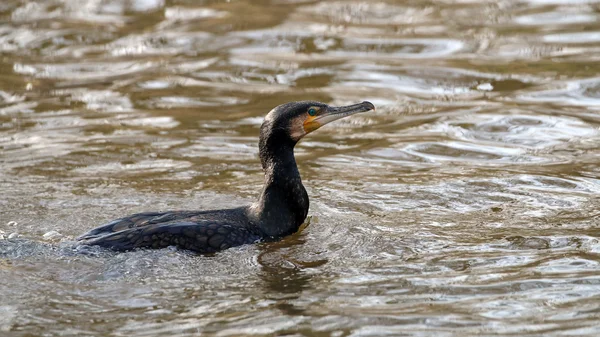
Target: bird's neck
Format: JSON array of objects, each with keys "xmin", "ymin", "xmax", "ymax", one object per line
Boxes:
[{"xmin": 251, "ymin": 139, "xmax": 309, "ymax": 238}]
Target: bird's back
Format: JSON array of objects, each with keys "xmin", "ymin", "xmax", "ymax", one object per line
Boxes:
[{"xmin": 77, "ymin": 207, "xmax": 261, "ymax": 253}]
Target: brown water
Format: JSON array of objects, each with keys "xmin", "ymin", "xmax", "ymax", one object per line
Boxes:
[{"xmin": 1, "ymin": 0, "xmax": 600, "ymax": 336}]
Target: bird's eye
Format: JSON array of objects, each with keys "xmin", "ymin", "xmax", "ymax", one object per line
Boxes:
[{"xmin": 308, "ymin": 108, "xmax": 317, "ymax": 116}]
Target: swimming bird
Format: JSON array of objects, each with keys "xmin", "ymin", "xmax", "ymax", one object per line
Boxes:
[{"xmin": 77, "ymin": 100, "xmax": 375, "ymax": 253}]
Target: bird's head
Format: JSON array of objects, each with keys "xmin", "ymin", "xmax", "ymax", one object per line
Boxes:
[{"xmin": 261, "ymin": 100, "xmax": 375, "ymax": 145}]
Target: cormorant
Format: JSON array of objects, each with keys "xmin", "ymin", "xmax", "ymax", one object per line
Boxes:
[{"xmin": 77, "ymin": 100, "xmax": 375, "ymax": 253}]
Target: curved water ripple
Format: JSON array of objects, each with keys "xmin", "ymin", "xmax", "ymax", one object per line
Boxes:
[{"xmin": 1, "ymin": 0, "xmax": 600, "ymax": 336}]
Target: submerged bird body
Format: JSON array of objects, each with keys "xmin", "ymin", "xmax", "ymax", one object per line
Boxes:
[
  {"xmin": 78, "ymin": 101, "xmax": 374, "ymax": 253},
  {"xmin": 77, "ymin": 208, "xmax": 260, "ymax": 253}
]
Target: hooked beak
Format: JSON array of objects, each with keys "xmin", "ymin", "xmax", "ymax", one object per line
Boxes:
[{"xmin": 304, "ymin": 101, "xmax": 375, "ymax": 133}]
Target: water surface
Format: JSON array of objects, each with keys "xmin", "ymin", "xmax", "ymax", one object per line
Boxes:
[{"xmin": 1, "ymin": 0, "xmax": 600, "ymax": 336}]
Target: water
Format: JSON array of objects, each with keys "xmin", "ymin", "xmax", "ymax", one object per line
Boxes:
[{"xmin": 1, "ymin": 0, "xmax": 600, "ymax": 335}]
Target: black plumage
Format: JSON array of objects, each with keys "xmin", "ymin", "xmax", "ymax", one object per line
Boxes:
[{"xmin": 77, "ymin": 100, "xmax": 375, "ymax": 253}]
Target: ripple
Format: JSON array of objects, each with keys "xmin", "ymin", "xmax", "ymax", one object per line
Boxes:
[
  {"xmin": 10, "ymin": 1, "xmax": 127, "ymax": 24},
  {"xmin": 73, "ymin": 159, "xmax": 192, "ymax": 175},
  {"xmin": 107, "ymin": 32, "xmax": 216, "ymax": 56},
  {"xmin": 544, "ymin": 32, "xmax": 600, "ymax": 44},
  {"xmin": 534, "ymin": 256, "xmax": 600, "ymax": 273},
  {"xmin": 69, "ymin": 90, "xmax": 133, "ymax": 113},
  {"xmin": 315, "ymin": 170, "xmax": 597, "ymax": 216},
  {"xmin": 163, "ymin": 7, "xmax": 228, "ymax": 21},
  {"xmin": 518, "ymin": 78, "xmax": 600, "ymax": 107},
  {"xmin": 300, "ymin": 2, "xmax": 436, "ymax": 25},
  {"xmin": 515, "ymin": 11, "xmax": 598, "ymax": 26},
  {"xmin": 0, "ymin": 27, "xmax": 72, "ymax": 53},
  {"xmin": 329, "ymin": 37, "xmax": 465, "ymax": 59},
  {"xmin": 363, "ymin": 141, "xmax": 535, "ymax": 166},
  {"xmin": 120, "ymin": 116, "xmax": 179, "ymax": 128},
  {"xmin": 131, "ymin": 0, "xmax": 164, "ymax": 12},
  {"xmin": 506, "ymin": 236, "xmax": 551, "ymax": 250},
  {"xmin": 142, "ymin": 96, "xmax": 245, "ymax": 109},
  {"xmin": 442, "ymin": 114, "xmax": 600, "ymax": 148},
  {"xmin": 230, "ymin": 29, "xmax": 464, "ymax": 61},
  {"xmin": 406, "ymin": 141, "xmax": 525, "ymax": 162},
  {"xmin": 0, "ymin": 132, "xmax": 80, "ymax": 168},
  {"xmin": 0, "ymin": 305, "xmax": 17, "ymax": 333},
  {"xmin": 13, "ymin": 61, "xmax": 156, "ymax": 80},
  {"xmin": 332, "ymin": 65, "xmax": 537, "ymax": 103},
  {"xmin": 337, "ymin": 68, "xmax": 474, "ymax": 97},
  {"xmin": 524, "ymin": 0, "xmax": 600, "ymax": 5},
  {"xmin": 176, "ymin": 137, "xmax": 256, "ymax": 161},
  {"xmin": 0, "ymin": 91, "xmax": 25, "ymax": 105}
]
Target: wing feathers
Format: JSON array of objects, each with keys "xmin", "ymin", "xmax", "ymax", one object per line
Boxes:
[{"xmin": 80, "ymin": 221, "xmax": 258, "ymax": 253}]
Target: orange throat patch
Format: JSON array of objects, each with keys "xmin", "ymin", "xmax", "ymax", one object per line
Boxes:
[{"xmin": 289, "ymin": 115, "xmax": 321, "ymax": 141}]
